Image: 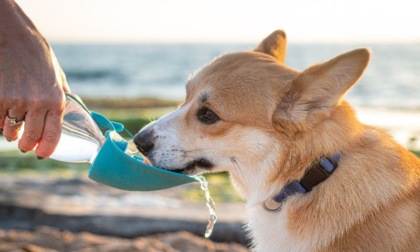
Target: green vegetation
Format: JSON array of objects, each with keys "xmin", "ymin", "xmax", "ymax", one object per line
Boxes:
[
  {"xmin": 0, "ymin": 151, "xmax": 87, "ymax": 176},
  {"xmin": 93, "ymin": 109, "xmax": 171, "ymax": 134},
  {"xmin": 0, "ymin": 151, "xmax": 242, "ymax": 202},
  {"xmin": 108, "ymin": 117, "xmax": 151, "ymax": 135},
  {"xmin": 83, "ymin": 98, "xmax": 179, "ymax": 134},
  {"xmin": 1, "ymin": 98, "xmax": 419, "ymax": 203},
  {"xmin": 182, "ymin": 173, "xmax": 242, "ymax": 203},
  {"xmin": 82, "ymin": 97, "xmax": 180, "ymax": 110}
]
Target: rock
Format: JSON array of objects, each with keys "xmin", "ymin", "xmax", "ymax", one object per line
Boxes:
[
  {"xmin": 0, "ymin": 227, "xmax": 249, "ymax": 252},
  {"xmin": 157, "ymin": 231, "xmax": 248, "ymax": 252}
]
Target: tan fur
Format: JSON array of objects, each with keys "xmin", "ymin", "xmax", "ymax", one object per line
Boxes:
[{"xmin": 136, "ymin": 30, "xmax": 420, "ymax": 251}]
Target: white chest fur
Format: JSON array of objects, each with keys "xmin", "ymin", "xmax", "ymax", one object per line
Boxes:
[{"xmin": 247, "ymin": 204, "xmax": 313, "ymax": 252}]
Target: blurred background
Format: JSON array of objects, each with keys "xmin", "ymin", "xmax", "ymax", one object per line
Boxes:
[{"xmin": 1, "ymin": 0, "xmax": 419, "ymax": 251}]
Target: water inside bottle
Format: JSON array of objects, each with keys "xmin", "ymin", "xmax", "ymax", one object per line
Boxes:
[{"xmin": 49, "ymin": 95, "xmax": 105, "ymax": 163}]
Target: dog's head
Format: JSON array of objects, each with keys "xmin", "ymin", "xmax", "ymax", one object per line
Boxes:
[{"xmin": 134, "ymin": 30, "xmax": 370, "ymax": 200}]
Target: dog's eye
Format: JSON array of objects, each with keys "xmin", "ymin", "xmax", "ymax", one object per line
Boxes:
[{"xmin": 197, "ymin": 107, "xmax": 220, "ymax": 125}]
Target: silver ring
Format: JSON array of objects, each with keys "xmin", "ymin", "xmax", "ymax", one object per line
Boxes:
[
  {"xmin": 262, "ymin": 200, "xmax": 283, "ymax": 213},
  {"xmin": 6, "ymin": 115, "xmax": 24, "ymax": 127}
]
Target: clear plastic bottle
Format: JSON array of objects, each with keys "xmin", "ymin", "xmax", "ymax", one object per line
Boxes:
[{"xmin": 48, "ymin": 94, "xmax": 106, "ymax": 163}]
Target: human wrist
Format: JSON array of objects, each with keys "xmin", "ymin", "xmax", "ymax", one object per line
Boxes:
[
  {"xmin": 0, "ymin": 0, "xmax": 17, "ymax": 15},
  {"xmin": 0, "ymin": 0, "xmax": 14, "ymax": 6},
  {"xmin": 0, "ymin": 0, "xmax": 48, "ymax": 49}
]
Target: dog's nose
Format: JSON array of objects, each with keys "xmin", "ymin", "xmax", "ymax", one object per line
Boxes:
[{"xmin": 133, "ymin": 130, "xmax": 155, "ymax": 156}]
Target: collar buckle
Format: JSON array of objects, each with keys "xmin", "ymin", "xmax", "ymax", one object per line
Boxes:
[{"xmin": 263, "ymin": 153, "xmax": 341, "ymax": 213}]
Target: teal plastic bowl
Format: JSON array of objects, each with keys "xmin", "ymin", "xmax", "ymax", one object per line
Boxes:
[{"xmin": 87, "ymin": 112, "xmax": 196, "ymax": 191}]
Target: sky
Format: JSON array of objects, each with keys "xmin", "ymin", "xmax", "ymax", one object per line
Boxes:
[{"xmin": 16, "ymin": 0, "xmax": 420, "ymax": 44}]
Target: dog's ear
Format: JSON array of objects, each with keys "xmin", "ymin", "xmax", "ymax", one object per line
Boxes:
[
  {"xmin": 273, "ymin": 48, "xmax": 370, "ymax": 134},
  {"xmin": 254, "ymin": 30, "xmax": 287, "ymax": 62}
]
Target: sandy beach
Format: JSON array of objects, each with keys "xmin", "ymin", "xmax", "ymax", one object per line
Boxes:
[
  {"xmin": 0, "ymin": 106, "xmax": 419, "ymax": 251},
  {"xmin": 0, "ymin": 174, "xmax": 249, "ymax": 251}
]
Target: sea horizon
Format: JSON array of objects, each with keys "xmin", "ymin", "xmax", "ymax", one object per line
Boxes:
[
  {"xmin": 2, "ymin": 42, "xmax": 420, "ymax": 151},
  {"xmin": 52, "ymin": 42, "xmax": 420, "ymax": 111}
]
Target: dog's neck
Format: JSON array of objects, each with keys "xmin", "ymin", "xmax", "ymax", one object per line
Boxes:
[{"xmin": 263, "ymin": 153, "xmax": 341, "ymax": 212}]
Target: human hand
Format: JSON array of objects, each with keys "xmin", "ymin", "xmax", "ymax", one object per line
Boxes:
[{"xmin": 0, "ymin": 0, "xmax": 71, "ymax": 158}]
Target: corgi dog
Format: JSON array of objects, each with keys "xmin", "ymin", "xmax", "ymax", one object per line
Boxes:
[{"xmin": 134, "ymin": 30, "xmax": 420, "ymax": 251}]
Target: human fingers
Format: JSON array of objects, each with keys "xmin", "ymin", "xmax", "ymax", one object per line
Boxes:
[
  {"xmin": 34, "ymin": 109, "xmax": 63, "ymax": 159},
  {"xmin": 2, "ymin": 109, "xmax": 26, "ymax": 142},
  {"xmin": 17, "ymin": 90, "xmax": 65, "ymax": 157},
  {"xmin": 17, "ymin": 108, "xmax": 47, "ymax": 153},
  {"xmin": 0, "ymin": 106, "xmax": 7, "ymax": 129}
]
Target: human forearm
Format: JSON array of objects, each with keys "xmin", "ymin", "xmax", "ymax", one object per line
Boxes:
[
  {"xmin": 0, "ymin": 0, "xmax": 70, "ymax": 158},
  {"xmin": 0, "ymin": 0, "xmax": 48, "ymax": 54},
  {"xmin": 1, "ymin": 0, "xmax": 37, "ymax": 35}
]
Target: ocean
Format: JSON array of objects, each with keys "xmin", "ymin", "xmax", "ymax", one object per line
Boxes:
[
  {"xmin": 2, "ymin": 43, "xmax": 420, "ymax": 150},
  {"xmin": 53, "ymin": 43, "xmax": 420, "ymax": 110}
]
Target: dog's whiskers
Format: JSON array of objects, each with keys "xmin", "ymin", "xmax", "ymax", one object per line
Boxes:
[
  {"xmin": 230, "ymin": 156, "xmax": 247, "ymax": 185},
  {"xmin": 171, "ymin": 147, "xmax": 215, "ymax": 153},
  {"xmin": 181, "ymin": 154, "xmax": 199, "ymax": 159},
  {"xmin": 185, "ymin": 148, "xmax": 215, "ymax": 153},
  {"xmin": 145, "ymin": 114, "xmax": 156, "ymax": 123}
]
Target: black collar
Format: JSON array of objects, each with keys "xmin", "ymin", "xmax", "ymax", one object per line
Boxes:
[{"xmin": 263, "ymin": 153, "xmax": 341, "ymax": 212}]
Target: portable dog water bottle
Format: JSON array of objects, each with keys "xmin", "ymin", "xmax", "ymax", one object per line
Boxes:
[
  {"xmin": 49, "ymin": 94, "xmax": 197, "ymax": 190},
  {"xmin": 46, "ymin": 94, "xmax": 217, "ymax": 237}
]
